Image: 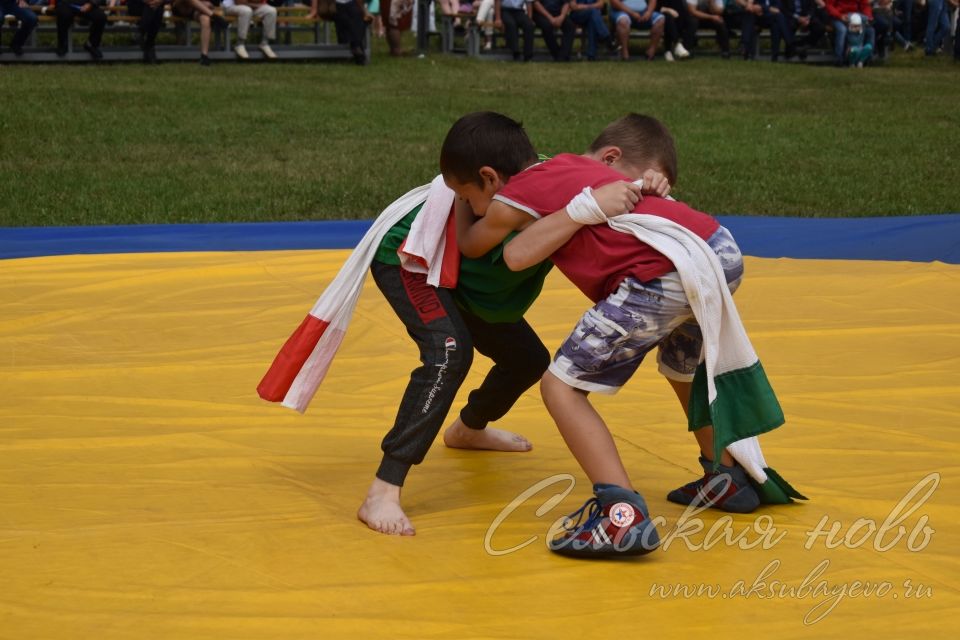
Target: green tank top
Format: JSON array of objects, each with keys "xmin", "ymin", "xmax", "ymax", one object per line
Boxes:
[
  {"xmin": 374, "ymin": 208, "xmax": 551, "ymax": 324},
  {"xmin": 454, "ymin": 233, "xmax": 553, "ymax": 324}
]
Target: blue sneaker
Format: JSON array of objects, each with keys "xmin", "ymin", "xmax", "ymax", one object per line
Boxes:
[
  {"xmin": 667, "ymin": 456, "xmax": 760, "ymax": 513},
  {"xmin": 549, "ymin": 484, "xmax": 660, "ymax": 558}
]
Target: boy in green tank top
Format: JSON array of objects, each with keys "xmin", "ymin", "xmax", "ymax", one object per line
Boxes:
[{"xmin": 357, "ymin": 120, "xmax": 671, "ymax": 537}]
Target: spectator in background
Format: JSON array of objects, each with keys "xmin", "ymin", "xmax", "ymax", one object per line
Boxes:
[
  {"xmin": 333, "ymin": 0, "xmax": 370, "ymax": 63},
  {"xmin": 825, "ymin": 0, "xmax": 874, "ymax": 64},
  {"xmin": 495, "ymin": 0, "xmax": 535, "ymax": 61},
  {"xmin": 222, "ymin": 0, "xmax": 279, "ymax": 59},
  {"xmin": 685, "ymin": 0, "xmax": 732, "ymax": 56},
  {"xmin": 532, "ymin": 0, "xmax": 575, "ymax": 60},
  {"xmin": 0, "ymin": 0, "xmax": 38, "ymax": 55},
  {"xmin": 383, "ymin": 0, "xmax": 413, "ymax": 56},
  {"xmin": 740, "ymin": 0, "xmax": 794, "ymax": 61},
  {"xmin": 609, "ymin": 0, "xmax": 677, "ymax": 61},
  {"xmin": 784, "ymin": 0, "xmax": 828, "ymax": 59},
  {"xmin": 55, "ymin": 0, "xmax": 107, "ymax": 60},
  {"xmin": 844, "ymin": 10, "xmax": 873, "ymax": 61},
  {"xmin": 569, "ymin": 0, "xmax": 619, "ymax": 60},
  {"xmin": 922, "ymin": 0, "xmax": 949, "ymax": 54},
  {"xmin": 368, "ymin": 0, "xmax": 384, "ymax": 37},
  {"xmin": 171, "ymin": 0, "xmax": 228, "ymax": 65},
  {"xmin": 894, "ymin": 0, "xmax": 915, "ymax": 48},
  {"xmin": 476, "ymin": 0, "xmax": 496, "ymax": 50},
  {"xmin": 661, "ymin": 0, "xmax": 698, "ymax": 56},
  {"xmin": 872, "ymin": 0, "xmax": 907, "ymax": 57},
  {"xmin": 127, "ymin": 0, "xmax": 165, "ymax": 63},
  {"xmin": 954, "ymin": 0, "xmax": 960, "ymax": 60}
]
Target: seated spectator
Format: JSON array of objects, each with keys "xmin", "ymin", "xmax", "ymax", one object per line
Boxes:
[
  {"xmin": 609, "ymin": 0, "xmax": 677, "ymax": 60},
  {"xmin": 0, "ymin": 0, "xmax": 39, "ymax": 56},
  {"xmin": 845, "ymin": 10, "xmax": 873, "ymax": 61},
  {"xmin": 127, "ymin": 0, "xmax": 165, "ymax": 63},
  {"xmin": 172, "ymin": 0, "xmax": 230, "ymax": 65},
  {"xmin": 495, "ymin": 0, "xmax": 535, "ymax": 61},
  {"xmin": 568, "ymin": 0, "xmax": 619, "ymax": 60},
  {"xmin": 825, "ymin": 0, "xmax": 874, "ymax": 63},
  {"xmin": 222, "ymin": 0, "xmax": 279, "ymax": 59},
  {"xmin": 660, "ymin": 0, "xmax": 697, "ymax": 56},
  {"xmin": 55, "ymin": 0, "xmax": 107, "ymax": 60},
  {"xmin": 741, "ymin": 0, "xmax": 795, "ymax": 60},
  {"xmin": 685, "ymin": 0, "xmax": 732, "ymax": 56},
  {"xmin": 784, "ymin": 0, "xmax": 828, "ymax": 59},
  {"xmin": 532, "ymin": 0, "xmax": 575, "ymax": 60},
  {"xmin": 334, "ymin": 0, "xmax": 370, "ymax": 64},
  {"xmin": 476, "ymin": 0, "xmax": 495, "ymax": 50}
]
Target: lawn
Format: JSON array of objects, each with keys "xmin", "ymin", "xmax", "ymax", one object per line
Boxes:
[{"xmin": 1, "ymin": 51, "xmax": 957, "ymax": 226}]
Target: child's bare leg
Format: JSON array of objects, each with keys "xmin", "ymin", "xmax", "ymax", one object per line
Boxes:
[
  {"xmin": 646, "ymin": 20, "xmax": 664, "ymax": 59},
  {"xmin": 357, "ymin": 478, "xmax": 416, "ymax": 536},
  {"xmin": 666, "ymin": 378, "xmax": 734, "ymax": 466},
  {"xmin": 442, "ymin": 416, "xmax": 532, "ymax": 451},
  {"xmin": 615, "ymin": 19, "xmax": 631, "ymax": 60},
  {"xmin": 541, "ymin": 371, "xmax": 633, "ymax": 489}
]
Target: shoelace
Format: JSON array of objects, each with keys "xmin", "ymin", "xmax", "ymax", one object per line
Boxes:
[{"xmin": 561, "ymin": 497, "xmax": 603, "ymax": 533}]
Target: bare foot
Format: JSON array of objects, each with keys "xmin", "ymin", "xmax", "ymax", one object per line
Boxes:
[
  {"xmin": 357, "ymin": 478, "xmax": 415, "ymax": 536},
  {"xmin": 442, "ymin": 417, "xmax": 533, "ymax": 452}
]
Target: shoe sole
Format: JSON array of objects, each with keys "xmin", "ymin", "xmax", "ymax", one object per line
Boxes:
[
  {"xmin": 666, "ymin": 486, "xmax": 760, "ymax": 513},
  {"xmin": 549, "ymin": 521, "xmax": 661, "ymax": 558}
]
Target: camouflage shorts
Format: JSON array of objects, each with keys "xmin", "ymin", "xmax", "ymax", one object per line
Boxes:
[{"xmin": 549, "ymin": 226, "xmax": 744, "ymax": 394}]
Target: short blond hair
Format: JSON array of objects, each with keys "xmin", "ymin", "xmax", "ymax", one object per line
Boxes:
[{"xmin": 588, "ymin": 114, "xmax": 678, "ymax": 185}]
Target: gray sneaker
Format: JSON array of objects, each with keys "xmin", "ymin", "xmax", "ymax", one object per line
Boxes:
[
  {"xmin": 259, "ymin": 43, "xmax": 277, "ymax": 59},
  {"xmin": 667, "ymin": 456, "xmax": 761, "ymax": 513},
  {"xmin": 549, "ymin": 484, "xmax": 660, "ymax": 558}
]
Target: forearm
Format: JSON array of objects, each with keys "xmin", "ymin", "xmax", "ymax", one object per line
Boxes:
[{"xmin": 504, "ymin": 211, "xmax": 583, "ymax": 271}]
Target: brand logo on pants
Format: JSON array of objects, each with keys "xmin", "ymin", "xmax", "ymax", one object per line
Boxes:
[{"xmin": 422, "ymin": 336, "xmax": 457, "ymax": 414}]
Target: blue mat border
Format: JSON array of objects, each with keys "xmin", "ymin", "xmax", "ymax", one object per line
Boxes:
[{"xmin": 1, "ymin": 215, "xmax": 958, "ymax": 263}]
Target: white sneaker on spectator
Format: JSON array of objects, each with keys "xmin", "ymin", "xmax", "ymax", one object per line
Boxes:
[
  {"xmin": 235, "ymin": 44, "xmax": 249, "ymax": 60},
  {"xmin": 673, "ymin": 43, "xmax": 690, "ymax": 59},
  {"xmin": 664, "ymin": 50, "xmax": 675, "ymax": 62},
  {"xmin": 260, "ymin": 43, "xmax": 277, "ymax": 59}
]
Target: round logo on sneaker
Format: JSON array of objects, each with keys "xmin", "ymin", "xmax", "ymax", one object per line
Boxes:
[{"xmin": 609, "ymin": 502, "xmax": 636, "ymax": 528}]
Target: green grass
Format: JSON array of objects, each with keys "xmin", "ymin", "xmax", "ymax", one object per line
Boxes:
[{"xmin": 1, "ymin": 50, "xmax": 957, "ymax": 226}]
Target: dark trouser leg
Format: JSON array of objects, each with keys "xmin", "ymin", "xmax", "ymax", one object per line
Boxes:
[
  {"xmin": 55, "ymin": 5, "xmax": 75, "ymax": 53},
  {"xmin": 87, "ymin": 6, "xmax": 108, "ymax": 48},
  {"xmin": 335, "ymin": 1, "xmax": 367, "ymax": 50},
  {"xmin": 502, "ymin": 9, "xmax": 521, "ymax": 58},
  {"xmin": 660, "ymin": 14, "xmax": 680, "ymax": 51},
  {"xmin": 741, "ymin": 12, "xmax": 756, "ymax": 58},
  {"xmin": 558, "ymin": 17, "xmax": 575, "ymax": 60},
  {"xmin": 370, "ymin": 261, "xmax": 474, "ymax": 487},
  {"xmin": 458, "ymin": 311, "xmax": 550, "ymax": 430},
  {"xmin": 533, "ymin": 13, "xmax": 561, "ymax": 59},
  {"xmin": 714, "ymin": 19, "xmax": 730, "ymax": 53},
  {"xmin": 140, "ymin": 4, "xmax": 165, "ymax": 49},
  {"xmin": 519, "ymin": 11, "xmax": 535, "ymax": 59},
  {"xmin": 6, "ymin": 3, "xmax": 38, "ymax": 51}
]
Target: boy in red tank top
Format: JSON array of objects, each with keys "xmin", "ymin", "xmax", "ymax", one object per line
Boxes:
[{"xmin": 441, "ymin": 112, "xmax": 760, "ymax": 558}]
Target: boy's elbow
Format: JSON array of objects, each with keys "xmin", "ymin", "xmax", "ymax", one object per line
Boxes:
[
  {"xmin": 503, "ymin": 244, "xmax": 527, "ymax": 271},
  {"xmin": 459, "ymin": 242, "xmax": 487, "ymax": 260}
]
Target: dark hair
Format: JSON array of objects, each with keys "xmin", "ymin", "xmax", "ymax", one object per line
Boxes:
[
  {"xmin": 588, "ymin": 114, "xmax": 678, "ymax": 185},
  {"xmin": 439, "ymin": 112, "xmax": 538, "ymax": 187}
]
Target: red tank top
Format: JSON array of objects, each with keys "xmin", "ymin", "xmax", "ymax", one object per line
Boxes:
[{"xmin": 495, "ymin": 153, "xmax": 720, "ymax": 302}]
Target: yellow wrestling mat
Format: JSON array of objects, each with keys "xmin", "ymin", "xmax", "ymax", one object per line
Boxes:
[{"xmin": 1, "ymin": 251, "xmax": 958, "ymax": 639}]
